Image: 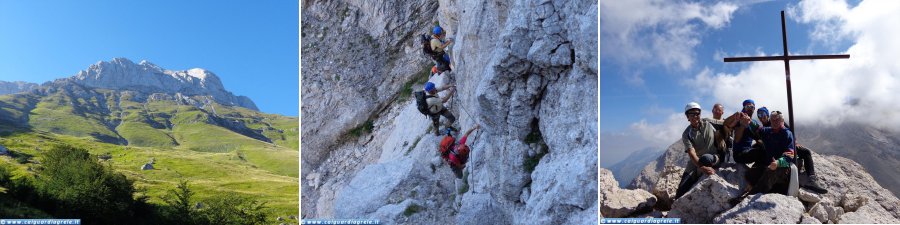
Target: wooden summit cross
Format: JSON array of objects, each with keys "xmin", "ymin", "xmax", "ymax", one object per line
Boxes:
[{"xmin": 724, "ymin": 11, "xmax": 849, "ymax": 135}]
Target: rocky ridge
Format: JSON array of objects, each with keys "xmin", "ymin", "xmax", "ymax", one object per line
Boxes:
[{"xmin": 62, "ymin": 57, "xmax": 257, "ymax": 110}]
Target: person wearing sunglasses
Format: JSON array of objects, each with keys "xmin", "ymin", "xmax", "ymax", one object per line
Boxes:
[
  {"xmin": 675, "ymin": 102, "xmax": 727, "ymax": 199},
  {"xmin": 728, "ymin": 99, "xmax": 763, "ymax": 164},
  {"xmin": 756, "ymin": 107, "xmax": 827, "ymax": 194},
  {"xmin": 739, "ymin": 110, "xmax": 796, "ymax": 195}
]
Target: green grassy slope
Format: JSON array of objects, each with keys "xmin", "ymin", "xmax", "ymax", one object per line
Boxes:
[
  {"xmin": 0, "ymin": 88, "xmax": 299, "ymax": 218},
  {"xmin": 0, "ymin": 130, "xmax": 298, "ymax": 217}
]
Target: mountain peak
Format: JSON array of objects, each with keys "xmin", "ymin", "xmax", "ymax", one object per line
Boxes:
[
  {"xmin": 186, "ymin": 68, "xmax": 213, "ymax": 80},
  {"xmin": 66, "ymin": 58, "xmax": 256, "ymax": 110}
]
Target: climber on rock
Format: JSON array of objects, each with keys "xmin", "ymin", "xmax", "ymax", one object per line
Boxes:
[
  {"xmin": 675, "ymin": 102, "xmax": 727, "ymax": 199},
  {"xmin": 424, "ymin": 82, "xmax": 457, "ymax": 136},
  {"xmin": 756, "ymin": 107, "xmax": 828, "ymax": 194},
  {"xmin": 439, "ymin": 124, "xmax": 479, "ymax": 179},
  {"xmin": 742, "ymin": 110, "xmax": 797, "ymax": 195},
  {"xmin": 429, "ymin": 25, "xmax": 453, "ymax": 72}
]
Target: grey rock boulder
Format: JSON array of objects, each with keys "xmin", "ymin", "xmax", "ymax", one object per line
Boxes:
[
  {"xmin": 714, "ymin": 193, "xmax": 805, "ymax": 224},
  {"xmin": 809, "ymin": 200, "xmax": 844, "ymax": 224},
  {"xmin": 649, "ymin": 165, "xmax": 682, "ymax": 210},
  {"xmin": 839, "ymin": 193, "xmax": 868, "ymax": 213},
  {"xmin": 599, "ymin": 168, "xmax": 656, "ymax": 218},
  {"xmin": 838, "ymin": 202, "xmax": 900, "ymax": 224},
  {"xmin": 668, "ymin": 175, "xmax": 741, "ymax": 223},
  {"xmin": 799, "ymin": 188, "xmax": 822, "ymax": 204},
  {"xmin": 800, "ymin": 214, "xmax": 823, "ymax": 224}
]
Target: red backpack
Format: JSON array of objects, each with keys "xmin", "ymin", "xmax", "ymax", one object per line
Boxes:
[
  {"xmin": 449, "ymin": 144, "xmax": 470, "ymax": 168},
  {"xmin": 439, "ymin": 135, "xmax": 455, "ymax": 161}
]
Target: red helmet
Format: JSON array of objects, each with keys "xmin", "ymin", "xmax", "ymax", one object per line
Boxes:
[{"xmin": 431, "ymin": 66, "xmax": 438, "ymax": 75}]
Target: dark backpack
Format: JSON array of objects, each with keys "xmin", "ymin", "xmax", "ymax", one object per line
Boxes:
[{"xmin": 415, "ymin": 91, "xmax": 436, "ymax": 116}]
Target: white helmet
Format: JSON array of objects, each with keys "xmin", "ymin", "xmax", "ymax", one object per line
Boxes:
[{"xmin": 684, "ymin": 102, "xmax": 702, "ymax": 113}]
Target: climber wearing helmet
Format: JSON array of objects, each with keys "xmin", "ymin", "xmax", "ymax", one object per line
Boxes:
[
  {"xmin": 675, "ymin": 102, "xmax": 727, "ymax": 199},
  {"xmin": 430, "ymin": 25, "xmax": 453, "ymax": 72},
  {"xmin": 756, "ymin": 107, "xmax": 827, "ymax": 194},
  {"xmin": 439, "ymin": 124, "xmax": 480, "ymax": 178},
  {"xmin": 424, "ymin": 82, "xmax": 457, "ymax": 136}
]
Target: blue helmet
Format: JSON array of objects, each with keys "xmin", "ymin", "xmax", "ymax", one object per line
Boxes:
[
  {"xmin": 433, "ymin": 26, "xmax": 443, "ymax": 35},
  {"xmin": 425, "ymin": 82, "xmax": 436, "ymax": 92},
  {"xmin": 742, "ymin": 99, "xmax": 755, "ymax": 106},
  {"xmin": 757, "ymin": 107, "xmax": 769, "ymax": 118}
]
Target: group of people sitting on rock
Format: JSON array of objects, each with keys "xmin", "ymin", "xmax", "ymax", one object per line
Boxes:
[{"xmin": 675, "ymin": 100, "xmax": 828, "ymax": 202}]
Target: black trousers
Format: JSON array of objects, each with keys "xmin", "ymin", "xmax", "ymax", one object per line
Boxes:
[
  {"xmin": 795, "ymin": 145, "xmax": 816, "ymax": 177},
  {"xmin": 734, "ymin": 142, "xmax": 765, "ymax": 164},
  {"xmin": 430, "ymin": 108, "xmax": 456, "ymax": 132},
  {"xmin": 674, "ymin": 153, "xmax": 720, "ymax": 199},
  {"xmin": 675, "ymin": 166, "xmax": 700, "ymax": 199},
  {"xmin": 747, "ymin": 166, "xmax": 791, "ymax": 195}
]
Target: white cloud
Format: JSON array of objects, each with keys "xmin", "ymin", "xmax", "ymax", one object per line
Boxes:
[
  {"xmin": 694, "ymin": 0, "xmax": 900, "ymax": 134},
  {"xmin": 630, "ymin": 114, "xmax": 689, "ymax": 148},
  {"xmin": 788, "ymin": 0, "xmax": 852, "ymax": 45},
  {"xmin": 600, "ymin": 0, "xmax": 740, "ymax": 73}
]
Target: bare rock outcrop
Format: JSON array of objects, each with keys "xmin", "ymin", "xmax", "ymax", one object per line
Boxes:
[
  {"xmin": 714, "ymin": 193, "xmax": 806, "ymax": 224},
  {"xmin": 628, "ymin": 139, "xmax": 900, "ymax": 223},
  {"xmin": 667, "ymin": 175, "xmax": 742, "ymax": 223},
  {"xmin": 599, "ymin": 168, "xmax": 656, "ymax": 218}
]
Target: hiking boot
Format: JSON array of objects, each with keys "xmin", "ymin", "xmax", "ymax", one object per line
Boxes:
[
  {"xmin": 804, "ymin": 174, "xmax": 828, "ymax": 194},
  {"xmin": 435, "ymin": 129, "xmax": 442, "ymax": 136}
]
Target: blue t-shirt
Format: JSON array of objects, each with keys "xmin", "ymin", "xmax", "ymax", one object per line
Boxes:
[
  {"xmin": 734, "ymin": 120, "xmax": 760, "ymax": 151},
  {"xmin": 758, "ymin": 127, "xmax": 796, "ymax": 164}
]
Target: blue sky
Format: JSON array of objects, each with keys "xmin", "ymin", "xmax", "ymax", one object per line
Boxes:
[
  {"xmin": 599, "ymin": 0, "xmax": 900, "ymax": 167},
  {"xmin": 0, "ymin": 0, "xmax": 298, "ymax": 116}
]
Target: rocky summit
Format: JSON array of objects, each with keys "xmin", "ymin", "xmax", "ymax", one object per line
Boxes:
[
  {"xmin": 601, "ymin": 139, "xmax": 900, "ymax": 223},
  {"xmin": 64, "ymin": 57, "xmax": 257, "ymax": 110},
  {"xmin": 301, "ymin": 0, "xmax": 597, "ymax": 224}
]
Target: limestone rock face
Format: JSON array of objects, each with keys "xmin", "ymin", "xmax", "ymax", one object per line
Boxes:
[
  {"xmin": 714, "ymin": 193, "xmax": 806, "ymax": 224},
  {"xmin": 66, "ymin": 58, "xmax": 257, "ymax": 110},
  {"xmin": 301, "ymin": 0, "xmax": 597, "ymax": 223},
  {"xmin": 629, "ymin": 142, "xmax": 688, "ymax": 198}
]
